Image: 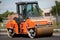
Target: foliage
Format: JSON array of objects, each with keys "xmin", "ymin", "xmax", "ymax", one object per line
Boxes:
[
  {"xmin": 33, "ymin": 8, "xmax": 42, "ymax": 16},
  {"xmin": 0, "ymin": 17, "xmax": 3, "ymax": 22},
  {"xmin": 39, "ymin": 8, "xmax": 43, "ymax": 16},
  {"xmin": 50, "ymin": 1, "xmax": 60, "ymax": 16},
  {"xmin": 2, "ymin": 10, "xmax": 14, "ymax": 17},
  {"xmin": 0, "ymin": 1, "xmax": 2, "ymax": 3},
  {"xmin": 50, "ymin": 6, "xmax": 56, "ymax": 16},
  {"xmin": 0, "ymin": 14, "xmax": 3, "ymax": 22},
  {"xmin": 0, "ymin": 10, "xmax": 14, "ymax": 22}
]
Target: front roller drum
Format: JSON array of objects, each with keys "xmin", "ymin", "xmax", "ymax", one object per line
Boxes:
[{"xmin": 35, "ymin": 27, "xmax": 53, "ymax": 37}]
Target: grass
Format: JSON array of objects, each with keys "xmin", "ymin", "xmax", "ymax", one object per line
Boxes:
[
  {"xmin": 0, "ymin": 23, "xmax": 6, "ymax": 29},
  {"xmin": 53, "ymin": 22, "xmax": 60, "ymax": 29},
  {"xmin": 53, "ymin": 22, "xmax": 60, "ymax": 32},
  {"xmin": 0, "ymin": 26, "xmax": 6, "ymax": 29},
  {"xmin": 54, "ymin": 30, "xmax": 60, "ymax": 33}
]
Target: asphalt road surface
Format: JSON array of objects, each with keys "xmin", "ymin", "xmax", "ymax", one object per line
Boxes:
[{"xmin": 0, "ymin": 33, "xmax": 60, "ymax": 40}]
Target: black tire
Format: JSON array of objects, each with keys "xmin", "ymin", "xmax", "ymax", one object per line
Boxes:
[{"xmin": 7, "ymin": 28, "xmax": 15, "ymax": 38}]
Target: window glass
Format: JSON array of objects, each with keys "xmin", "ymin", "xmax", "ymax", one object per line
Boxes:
[{"xmin": 27, "ymin": 4, "xmax": 40, "ymax": 17}]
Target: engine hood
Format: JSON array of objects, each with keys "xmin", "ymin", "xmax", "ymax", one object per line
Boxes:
[{"xmin": 29, "ymin": 17, "xmax": 50, "ymax": 25}]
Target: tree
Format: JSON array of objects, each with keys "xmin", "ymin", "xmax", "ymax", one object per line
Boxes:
[
  {"xmin": 50, "ymin": 1, "xmax": 60, "ymax": 16},
  {"xmin": 2, "ymin": 10, "xmax": 14, "ymax": 18},
  {"xmin": 0, "ymin": 14, "xmax": 3, "ymax": 22},
  {"xmin": 0, "ymin": 10, "xmax": 14, "ymax": 22},
  {"xmin": 0, "ymin": 1, "xmax": 2, "ymax": 4},
  {"xmin": 2, "ymin": 10, "xmax": 11, "ymax": 17},
  {"xmin": 50, "ymin": 6, "xmax": 56, "ymax": 16}
]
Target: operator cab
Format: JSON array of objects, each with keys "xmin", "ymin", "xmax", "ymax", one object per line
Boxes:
[{"xmin": 16, "ymin": 1, "xmax": 40, "ymax": 20}]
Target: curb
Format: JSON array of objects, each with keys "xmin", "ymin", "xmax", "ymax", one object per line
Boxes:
[
  {"xmin": 0, "ymin": 29, "xmax": 7, "ymax": 32},
  {"xmin": 53, "ymin": 29, "xmax": 60, "ymax": 32},
  {"xmin": 0, "ymin": 29, "xmax": 60, "ymax": 35},
  {"xmin": 53, "ymin": 29, "xmax": 60, "ymax": 31},
  {"xmin": 0, "ymin": 32, "xmax": 7, "ymax": 35},
  {"xmin": 0, "ymin": 29, "xmax": 7, "ymax": 31},
  {"xmin": 0, "ymin": 29, "xmax": 60, "ymax": 32}
]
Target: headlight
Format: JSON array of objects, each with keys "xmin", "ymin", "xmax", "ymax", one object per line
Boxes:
[
  {"xmin": 47, "ymin": 22, "xmax": 52, "ymax": 27},
  {"xmin": 48, "ymin": 22, "xmax": 52, "ymax": 25},
  {"xmin": 35, "ymin": 24, "xmax": 42, "ymax": 28},
  {"xmin": 36, "ymin": 24, "xmax": 40, "ymax": 26}
]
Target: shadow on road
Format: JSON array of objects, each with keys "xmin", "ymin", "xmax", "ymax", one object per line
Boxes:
[
  {"xmin": 0, "ymin": 34, "xmax": 60, "ymax": 39},
  {"xmin": 13, "ymin": 34, "xmax": 29, "ymax": 38},
  {"xmin": 11, "ymin": 34, "xmax": 54, "ymax": 38}
]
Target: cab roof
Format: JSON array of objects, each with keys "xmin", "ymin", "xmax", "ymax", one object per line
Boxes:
[{"xmin": 16, "ymin": 1, "xmax": 38, "ymax": 5}]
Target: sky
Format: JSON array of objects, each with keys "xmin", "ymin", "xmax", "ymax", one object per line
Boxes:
[{"xmin": 0, "ymin": 0, "xmax": 60, "ymax": 14}]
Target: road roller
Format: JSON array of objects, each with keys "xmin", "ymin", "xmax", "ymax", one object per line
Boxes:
[{"xmin": 6, "ymin": 1, "xmax": 53, "ymax": 38}]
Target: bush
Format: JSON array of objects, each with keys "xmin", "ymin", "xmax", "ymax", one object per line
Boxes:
[{"xmin": 0, "ymin": 17, "xmax": 3, "ymax": 22}]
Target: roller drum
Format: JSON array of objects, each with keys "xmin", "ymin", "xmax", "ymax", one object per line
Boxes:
[{"xmin": 35, "ymin": 27, "xmax": 53, "ymax": 37}]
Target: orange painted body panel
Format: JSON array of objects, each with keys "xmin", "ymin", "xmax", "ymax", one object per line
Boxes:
[
  {"xmin": 20, "ymin": 19, "xmax": 35, "ymax": 34},
  {"xmin": 14, "ymin": 24, "xmax": 19, "ymax": 34},
  {"xmin": 26, "ymin": 19, "xmax": 35, "ymax": 28},
  {"xmin": 6, "ymin": 20, "xmax": 19, "ymax": 34},
  {"xmin": 6, "ymin": 18, "xmax": 53, "ymax": 35},
  {"xmin": 6, "ymin": 19, "xmax": 35, "ymax": 34},
  {"xmin": 20, "ymin": 22, "xmax": 28, "ymax": 34},
  {"xmin": 35, "ymin": 21, "xmax": 48, "ymax": 25}
]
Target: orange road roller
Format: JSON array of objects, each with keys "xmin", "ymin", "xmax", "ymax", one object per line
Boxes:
[{"xmin": 6, "ymin": 1, "xmax": 53, "ymax": 38}]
